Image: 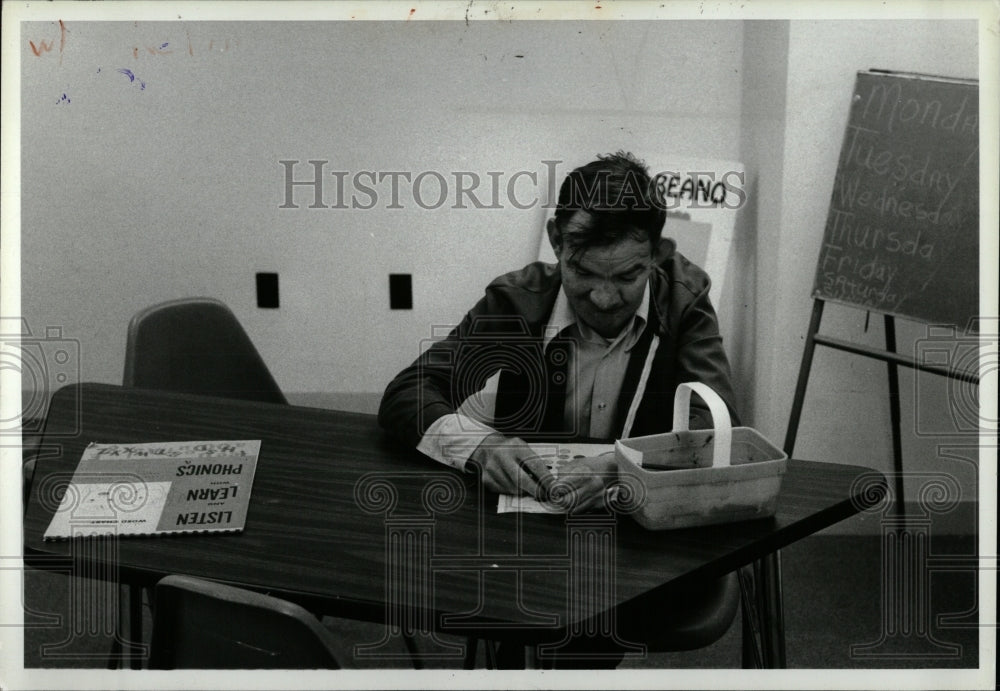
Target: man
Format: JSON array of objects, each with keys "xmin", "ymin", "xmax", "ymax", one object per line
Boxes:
[
  {"xmin": 379, "ymin": 151, "xmax": 739, "ymax": 512},
  {"xmin": 379, "ymin": 152, "xmax": 740, "ymax": 668}
]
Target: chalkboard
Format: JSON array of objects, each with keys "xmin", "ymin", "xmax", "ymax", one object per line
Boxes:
[{"xmin": 812, "ymin": 70, "xmax": 978, "ymax": 327}]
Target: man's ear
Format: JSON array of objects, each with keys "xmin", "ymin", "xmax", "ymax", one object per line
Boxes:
[{"xmin": 546, "ymin": 217, "xmax": 562, "ymax": 258}]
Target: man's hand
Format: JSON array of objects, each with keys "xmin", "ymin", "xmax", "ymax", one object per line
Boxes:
[
  {"xmin": 548, "ymin": 453, "xmax": 617, "ymax": 514},
  {"xmin": 469, "ymin": 436, "xmax": 618, "ymax": 514},
  {"xmin": 469, "ymin": 433, "xmax": 556, "ymax": 499}
]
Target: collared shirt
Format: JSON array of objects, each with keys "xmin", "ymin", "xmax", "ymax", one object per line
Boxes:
[
  {"xmin": 418, "ymin": 281, "xmax": 651, "ymax": 470},
  {"xmin": 543, "ymin": 283, "xmax": 649, "ymax": 440}
]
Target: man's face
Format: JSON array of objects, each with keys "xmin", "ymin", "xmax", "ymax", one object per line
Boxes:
[{"xmin": 550, "ymin": 211, "xmax": 655, "ymax": 339}]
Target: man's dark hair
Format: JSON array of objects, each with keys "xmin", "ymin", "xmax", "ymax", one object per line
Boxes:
[{"xmin": 553, "ymin": 151, "xmax": 666, "ymax": 253}]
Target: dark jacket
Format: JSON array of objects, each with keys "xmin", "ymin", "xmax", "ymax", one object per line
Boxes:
[{"xmin": 379, "ymin": 252, "xmax": 739, "ymax": 446}]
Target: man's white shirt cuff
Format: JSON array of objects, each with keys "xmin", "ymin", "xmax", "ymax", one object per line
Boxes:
[{"xmin": 417, "ymin": 414, "xmax": 498, "ymax": 471}]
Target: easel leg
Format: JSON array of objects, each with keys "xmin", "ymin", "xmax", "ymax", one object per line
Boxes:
[
  {"xmin": 784, "ymin": 300, "xmax": 825, "ymax": 456},
  {"xmin": 883, "ymin": 315, "xmax": 904, "ymax": 516}
]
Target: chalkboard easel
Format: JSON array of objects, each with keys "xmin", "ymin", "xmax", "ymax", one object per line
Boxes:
[
  {"xmin": 786, "ymin": 70, "xmax": 980, "ymax": 512},
  {"xmin": 784, "ymin": 300, "xmax": 981, "ymax": 509}
]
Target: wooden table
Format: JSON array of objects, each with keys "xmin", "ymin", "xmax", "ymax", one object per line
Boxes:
[{"xmin": 23, "ymin": 384, "xmax": 887, "ymax": 668}]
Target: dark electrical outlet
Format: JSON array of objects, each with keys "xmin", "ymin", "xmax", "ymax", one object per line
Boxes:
[
  {"xmin": 256, "ymin": 273, "xmax": 279, "ymax": 308},
  {"xmin": 389, "ymin": 274, "xmax": 412, "ymax": 310}
]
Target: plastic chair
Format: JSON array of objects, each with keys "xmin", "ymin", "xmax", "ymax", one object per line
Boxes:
[
  {"xmin": 122, "ymin": 299, "xmax": 423, "ymax": 667},
  {"xmin": 624, "ymin": 570, "xmax": 741, "ymax": 652},
  {"xmin": 467, "ymin": 571, "xmax": 742, "ymax": 669},
  {"xmin": 116, "ymin": 298, "xmax": 286, "ymax": 667},
  {"xmin": 148, "ymin": 575, "xmax": 340, "ymax": 669},
  {"xmin": 123, "ymin": 297, "xmax": 287, "ymax": 404}
]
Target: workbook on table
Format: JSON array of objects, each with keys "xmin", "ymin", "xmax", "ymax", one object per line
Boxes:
[
  {"xmin": 43, "ymin": 440, "xmax": 261, "ymax": 540},
  {"xmin": 497, "ymin": 442, "xmax": 614, "ymax": 514}
]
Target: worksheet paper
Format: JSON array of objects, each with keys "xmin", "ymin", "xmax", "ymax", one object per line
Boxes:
[{"xmin": 496, "ymin": 442, "xmax": 614, "ymax": 513}]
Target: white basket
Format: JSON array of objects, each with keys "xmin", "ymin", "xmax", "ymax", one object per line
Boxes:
[{"xmin": 614, "ymin": 382, "xmax": 788, "ymax": 530}]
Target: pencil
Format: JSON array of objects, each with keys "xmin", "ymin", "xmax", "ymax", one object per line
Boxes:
[{"xmin": 517, "ymin": 456, "xmax": 551, "ymax": 501}]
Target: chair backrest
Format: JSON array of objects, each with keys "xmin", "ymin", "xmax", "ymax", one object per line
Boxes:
[
  {"xmin": 123, "ymin": 297, "xmax": 287, "ymax": 404},
  {"xmin": 148, "ymin": 574, "xmax": 341, "ymax": 669}
]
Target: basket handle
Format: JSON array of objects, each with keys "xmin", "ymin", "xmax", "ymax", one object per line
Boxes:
[{"xmin": 671, "ymin": 382, "xmax": 733, "ymax": 468}]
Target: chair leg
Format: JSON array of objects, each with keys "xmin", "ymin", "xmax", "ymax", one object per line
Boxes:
[
  {"xmin": 107, "ymin": 637, "xmax": 121, "ymax": 670},
  {"xmin": 108, "ymin": 584, "xmax": 142, "ymax": 669},
  {"xmin": 484, "ymin": 639, "xmax": 499, "ymax": 669},
  {"xmin": 402, "ymin": 633, "xmax": 423, "ymax": 669},
  {"xmin": 129, "ymin": 586, "xmax": 144, "ymax": 669},
  {"xmin": 526, "ymin": 644, "xmax": 540, "ymax": 669},
  {"xmin": 108, "ymin": 583, "xmax": 129, "ymax": 669},
  {"xmin": 462, "ymin": 637, "xmax": 478, "ymax": 669},
  {"xmin": 737, "ymin": 565, "xmax": 764, "ymax": 668},
  {"xmin": 741, "ymin": 608, "xmax": 753, "ymax": 668},
  {"xmin": 759, "ymin": 551, "xmax": 787, "ymax": 667}
]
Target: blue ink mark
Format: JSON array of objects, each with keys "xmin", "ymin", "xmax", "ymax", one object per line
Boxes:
[
  {"xmin": 96, "ymin": 67, "xmax": 101, "ymax": 73},
  {"xmin": 56, "ymin": 93, "xmax": 70, "ymax": 105},
  {"xmin": 116, "ymin": 67, "xmax": 147, "ymax": 91},
  {"xmin": 160, "ymin": 42, "xmax": 169, "ymax": 49}
]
